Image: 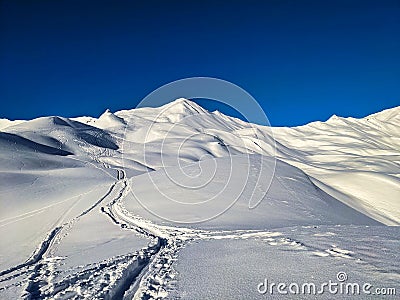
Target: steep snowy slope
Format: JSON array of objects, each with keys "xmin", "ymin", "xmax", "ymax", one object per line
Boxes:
[
  {"xmin": 0, "ymin": 99, "xmax": 398, "ymax": 299},
  {"xmin": 272, "ymin": 106, "xmax": 400, "ymax": 224},
  {"xmin": 121, "ymin": 155, "xmax": 379, "ymax": 228},
  {"xmin": 0, "ymin": 118, "xmax": 119, "ymax": 272},
  {"xmin": 113, "ymin": 100, "xmax": 399, "ymax": 225}
]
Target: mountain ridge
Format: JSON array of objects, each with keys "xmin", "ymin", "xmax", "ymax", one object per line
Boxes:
[{"xmin": 1, "ymin": 99, "xmax": 398, "ymax": 130}]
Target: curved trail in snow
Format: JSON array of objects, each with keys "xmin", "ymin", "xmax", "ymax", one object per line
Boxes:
[
  {"xmin": 0, "ymin": 165, "xmax": 392, "ymax": 299},
  {"xmin": 0, "ymin": 166, "xmax": 179, "ymax": 299},
  {"xmin": 1, "ymin": 163, "xmax": 387, "ymax": 299}
]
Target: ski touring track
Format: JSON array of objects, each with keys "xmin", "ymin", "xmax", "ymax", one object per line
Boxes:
[
  {"xmin": 0, "ymin": 164, "xmax": 191, "ymax": 300},
  {"xmin": 0, "ymin": 163, "xmax": 366, "ymax": 300}
]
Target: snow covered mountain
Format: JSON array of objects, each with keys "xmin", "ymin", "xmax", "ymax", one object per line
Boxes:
[{"xmin": 0, "ymin": 99, "xmax": 399, "ymax": 299}]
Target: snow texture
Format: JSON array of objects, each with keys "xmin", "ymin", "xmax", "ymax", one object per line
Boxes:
[{"xmin": 0, "ymin": 99, "xmax": 399, "ymax": 299}]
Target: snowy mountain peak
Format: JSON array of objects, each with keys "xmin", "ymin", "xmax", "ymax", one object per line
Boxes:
[
  {"xmin": 114, "ymin": 98, "xmax": 210, "ymax": 123},
  {"xmin": 325, "ymin": 114, "xmax": 343, "ymax": 123},
  {"xmin": 98, "ymin": 108, "xmax": 126, "ymax": 127},
  {"xmin": 0, "ymin": 100, "xmax": 399, "ymax": 299},
  {"xmin": 99, "ymin": 108, "xmax": 114, "ymax": 118},
  {"xmin": 159, "ymin": 98, "xmax": 209, "ymax": 115}
]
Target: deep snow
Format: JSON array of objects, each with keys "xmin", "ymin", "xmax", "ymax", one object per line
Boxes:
[{"xmin": 0, "ymin": 99, "xmax": 398, "ymax": 299}]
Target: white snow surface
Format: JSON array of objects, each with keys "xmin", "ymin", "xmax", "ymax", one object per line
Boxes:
[{"xmin": 0, "ymin": 99, "xmax": 399, "ymax": 299}]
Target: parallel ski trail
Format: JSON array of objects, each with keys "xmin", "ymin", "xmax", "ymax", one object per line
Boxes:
[
  {"xmin": 0, "ymin": 166, "xmax": 122, "ymax": 298},
  {"xmin": 2, "ymin": 166, "xmax": 339, "ymax": 300}
]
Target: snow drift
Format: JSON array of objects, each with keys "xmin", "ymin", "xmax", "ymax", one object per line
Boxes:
[{"xmin": 0, "ymin": 99, "xmax": 398, "ymax": 299}]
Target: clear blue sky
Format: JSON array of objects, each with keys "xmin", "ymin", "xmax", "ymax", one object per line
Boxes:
[{"xmin": 1, "ymin": 0, "xmax": 399, "ymax": 126}]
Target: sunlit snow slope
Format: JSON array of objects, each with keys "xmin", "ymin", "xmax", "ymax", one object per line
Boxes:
[
  {"xmin": 0, "ymin": 99, "xmax": 398, "ymax": 299},
  {"xmin": 272, "ymin": 106, "xmax": 400, "ymax": 225}
]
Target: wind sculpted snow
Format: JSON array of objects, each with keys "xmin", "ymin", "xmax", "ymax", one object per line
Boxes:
[{"xmin": 0, "ymin": 99, "xmax": 398, "ymax": 299}]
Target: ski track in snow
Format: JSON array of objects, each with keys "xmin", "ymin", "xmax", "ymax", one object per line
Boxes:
[
  {"xmin": 1, "ymin": 100, "xmax": 399, "ymax": 299},
  {"xmin": 0, "ymin": 160, "xmax": 188, "ymax": 299},
  {"xmin": 0, "ymin": 165, "xmax": 344, "ymax": 300}
]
